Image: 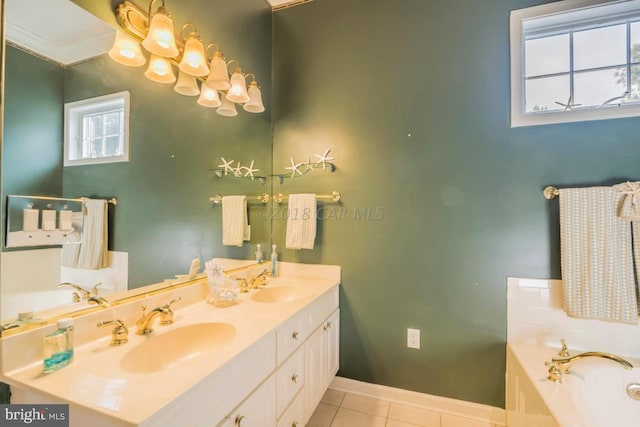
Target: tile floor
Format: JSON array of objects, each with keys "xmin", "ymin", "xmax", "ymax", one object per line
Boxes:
[{"xmin": 306, "ymin": 389, "xmax": 498, "ymax": 427}]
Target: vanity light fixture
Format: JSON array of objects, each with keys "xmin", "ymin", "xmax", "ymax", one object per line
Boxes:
[
  {"xmin": 144, "ymin": 54, "xmax": 177, "ymax": 83},
  {"xmin": 243, "ymin": 76, "xmax": 265, "ymax": 113},
  {"xmin": 108, "ymin": 31, "xmax": 146, "ymax": 67},
  {"xmin": 142, "ymin": 0, "xmax": 179, "ymax": 58},
  {"xmin": 197, "ymin": 87, "xmax": 222, "ymax": 108},
  {"xmin": 174, "ymin": 70, "xmax": 201, "ymax": 96},
  {"xmin": 112, "ymin": 0, "xmax": 265, "ymax": 117},
  {"xmin": 217, "ymin": 97, "xmax": 239, "ymax": 117},
  {"xmin": 178, "ymin": 23, "xmax": 209, "ymax": 77},
  {"xmin": 226, "ymin": 63, "xmax": 250, "ymax": 104}
]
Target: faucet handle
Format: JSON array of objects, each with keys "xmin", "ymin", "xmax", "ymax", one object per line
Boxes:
[
  {"xmin": 160, "ymin": 297, "xmax": 182, "ymax": 325},
  {"xmin": 558, "ymin": 339, "xmax": 570, "ymax": 357},
  {"xmin": 91, "ymin": 282, "xmax": 103, "ymax": 296},
  {"xmin": 97, "ymin": 319, "xmax": 129, "ymax": 346}
]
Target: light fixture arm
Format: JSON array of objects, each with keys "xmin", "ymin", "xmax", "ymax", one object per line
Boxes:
[
  {"xmin": 147, "ymin": 0, "xmax": 166, "ymax": 20},
  {"xmin": 227, "ymin": 59, "xmax": 241, "ymax": 72},
  {"xmin": 181, "ymin": 22, "xmax": 198, "ymax": 39},
  {"xmin": 244, "ymin": 73, "xmax": 257, "ymax": 83},
  {"xmin": 206, "ymin": 43, "xmax": 221, "ymax": 59}
]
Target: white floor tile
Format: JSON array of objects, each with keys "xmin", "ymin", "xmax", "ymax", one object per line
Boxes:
[
  {"xmin": 388, "ymin": 403, "xmax": 440, "ymax": 427},
  {"xmin": 306, "ymin": 402, "xmax": 338, "ymax": 427},
  {"xmin": 330, "ymin": 408, "xmax": 387, "ymax": 427},
  {"xmin": 340, "ymin": 393, "xmax": 390, "ymax": 417},
  {"xmin": 321, "ymin": 388, "xmax": 346, "ymax": 406}
]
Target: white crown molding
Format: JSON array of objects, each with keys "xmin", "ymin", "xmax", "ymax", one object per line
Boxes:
[
  {"xmin": 6, "ymin": 21, "xmax": 113, "ymax": 65},
  {"xmin": 266, "ymin": 0, "xmax": 314, "ymax": 11}
]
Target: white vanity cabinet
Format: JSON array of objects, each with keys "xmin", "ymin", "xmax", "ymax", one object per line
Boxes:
[
  {"xmin": 304, "ymin": 308, "xmax": 339, "ymax": 423},
  {"xmin": 220, "ymin": 375, "xmax": 277, "ymax": 427}
]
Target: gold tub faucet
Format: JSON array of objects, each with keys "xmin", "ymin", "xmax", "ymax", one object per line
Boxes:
[{"xmin": 546, "ymin": 350, "xmax": 633, "ymax": 383}]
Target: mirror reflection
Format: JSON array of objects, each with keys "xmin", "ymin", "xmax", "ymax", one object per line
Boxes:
[{"xmin": 1, "ymin": 0, "xmax": 273, "ymax": 322}]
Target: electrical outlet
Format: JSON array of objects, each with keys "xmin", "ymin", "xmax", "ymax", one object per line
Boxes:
[{"xmin": 407, "ymin": 328, "xmax": 420, "ymax": 349}]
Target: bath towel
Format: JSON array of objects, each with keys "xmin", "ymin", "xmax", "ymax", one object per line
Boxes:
[
  {"xmin": 222, "ymin": 195, "xmax": 249, "ymax": 247},
  {"xmin": 61, "ymin": 198, "xmax": 109, "ymax": 269},
  {"xmin": 285, "ymin": 194, "xmax": 317, "ymax": 250},
  {"xmin": 559, "ymin": 186, "xmax": 638, "ymax": 324}
]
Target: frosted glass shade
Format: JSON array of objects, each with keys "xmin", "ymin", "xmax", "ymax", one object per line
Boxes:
[
  {"xmin": 142, "ymin": 8, "xmax": 179, "ymax": 58},
  {"xmin": 204, "ymin": 53, "xmax": 230, "ymax": 90},
  {"xmin": 197, "ymin": 87, "xmax": 222, "ymax": 107},
  {"xmin": 108, "ymin": 31, "xmax": 146, "ymax": 67},
  {"xmin": 174, "ymin": 70, "xmax": 200, "ymax": 96},
  {"xmin": 226, "ymin": 70, "xmax": 250, "ymax": 103},
  {"xmin": 217, "ymin": 97, "xmax": 238, "ymax": 117},
  {"xmin": 144, "ymin": 55, "xmax": 176, "ymax": 84},
  {"xmin": 179, "ymin": 35, "xmax": 210, "ymax": 76},
  {"xmin": 243, "ymin": 81, "xmax": 265, "ymax": 113}
]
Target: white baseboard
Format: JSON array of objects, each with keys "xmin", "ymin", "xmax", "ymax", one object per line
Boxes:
[{"xmin": 329, "ymin": 376, "xmax": 506, "ymax": 426}]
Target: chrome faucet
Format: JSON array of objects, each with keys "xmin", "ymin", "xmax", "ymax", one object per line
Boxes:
[
  {"xmin": 135, "ymin": 297, "xmax": 181, "ymax": 335},
  {"xmin": 57, "ymin": 282, "xmax": 102, "ymax": 303},
  {"xmin": 546, "ymin": 351, "xmax": 634, "ymax": 383}
]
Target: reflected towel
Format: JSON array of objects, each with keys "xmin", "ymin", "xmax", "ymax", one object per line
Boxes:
[
  {"xmin": 285, "ymin": 194, "xmax": 317, "ymax": 250},
  {"xmin": 222, "ymin": 195, "xmax": 249, "ymax": 247},
  {"xmin": 61, "ymin": 198, "xmax": 109, "ymax": 269},
  {"xmin": 560, "ymin": 186, "xmax": 638, "ymax": 324}
]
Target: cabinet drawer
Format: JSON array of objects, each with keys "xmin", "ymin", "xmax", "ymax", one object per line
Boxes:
[
  {"xmin": 277, "ymin": 346, "xmax": 305, "ymax": 417},
  {"xmin": 276, "ymin": 311, "xmax": 307, "ymax": 365},
  {"xmin": 277, "ymin": 390, "xmax": 305, "ymax": 427},
  {"xmin": 226, "ymin": 374, "xmax": 276, "ymax": 427}
]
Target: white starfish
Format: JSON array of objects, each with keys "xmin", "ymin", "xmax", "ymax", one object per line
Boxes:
[
  {"xmin": 244, "ymin": 160, "xmax": 260, "ymax": 178},
  {"xmin": 285, "ymin": 157, "xmax": 304, "ymax": 178},
  {"xmin": 554, "ymin": 96, "xmax": 581, "ymax": 112},
  {"xmin": 218, "ymin": 157, "xmax": 235, "ymax": 175},
  {"xmin": 313, "ymin": 149, "xmax": 335, "ymax": 170},
  {"xmin": 233, "ymin": 162, "xmax": 244, "ymax": 177},
  {"xmin": 304, "ymin": 157, "xmax": 314, "ymax": 172}
]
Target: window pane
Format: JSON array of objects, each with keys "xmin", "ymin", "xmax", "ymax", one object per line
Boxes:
[
  {"xmin": 104, "ymin": 111, "xmax": 121, "ymax": 135},
  {"xmin": 574, "ymin": 24, "xmax": 626, "ymax": 70},
  {"xmin": 630, "ymin": 22, "xmax": 640, "ymax": 63},
  {"xmin": 105, "ymin": 136, "xmax": 122, "ymax": 157},
  {"xmin": 525, "ymin": 34, "xmax": 570, "ymax": 77},
  {"xmin": 574, "ymin": 67, "xmax": 627, "ymax": 107},
  {"xmin": 629, "ymin": 64, "xmax": 640, "ymax": 101},
  {"xmin": 525, "ymin": 75, "xmax": 570, "ymax": 113}
]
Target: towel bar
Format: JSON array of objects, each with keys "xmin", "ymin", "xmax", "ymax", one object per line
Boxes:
[
  {"xmin": 209, "ymin": 194, "xmax": 271, "ymax": 205},
  {"xmin": 274, "ymin": 191, "xmax": 341, "ymax": 204}
]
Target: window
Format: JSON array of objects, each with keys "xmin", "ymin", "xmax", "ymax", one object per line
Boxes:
[
  {"xmin": 64, "ymin": 91, "xmax": 130, "ymax": 165},
  {"xmin": 510, "ymin": 0, "xmax": 640, "ymax": 127}
]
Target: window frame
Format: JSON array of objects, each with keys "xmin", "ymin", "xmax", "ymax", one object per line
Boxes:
[
  {"xmin": 510, "ymin": 0, "xmax": 640, "ymax": 127},
  {"xmin": 64, "ymin": 91, "xmax": 130, "ymax": 166}
]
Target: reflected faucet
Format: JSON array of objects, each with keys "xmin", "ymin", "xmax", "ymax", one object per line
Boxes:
[
  {"xmin": 88, "ymin": 295, "xmax": 112, "ymax": 308},
  {"xmin": 57, "ymin": 282, "xmax": 102, "ymax": 303},
  {"xmin": 546, "ymin": 351, "xmax": 634, "ymax": 383}
]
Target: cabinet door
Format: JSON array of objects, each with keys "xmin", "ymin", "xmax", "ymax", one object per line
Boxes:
[
  {"xmin": 304, "ymin": 324, "xmax": 325, "ymax": 422},
  {"xmin": 227, "ymin": 374, "xmax": 276, "ymax": 427},
  {"xmin": 323, "ymin": 308, "xmax": 340, "ymax": 389}
]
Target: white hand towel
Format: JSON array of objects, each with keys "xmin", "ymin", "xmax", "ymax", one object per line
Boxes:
[
  {"xmin": 560, "ymin": 186, "xmax": 638, "ymax": 324},
  {"xmin": 61, "ymin": 198, "xmax": 109, "ymax": 270},
  {"xmin": 285, "ymin": 194, "xmax": 317, "ymax": 250},
  {"xmin": 222, "ymin": 195, "xmax": 249, "ymax": 247}
]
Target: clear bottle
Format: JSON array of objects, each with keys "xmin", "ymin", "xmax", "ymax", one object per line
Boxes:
[
  {"xmin": 271, "ymin": 244, "xmax": 278, "ymax": 277},
  {"xmin": 43, "ymin": 318, "xmax": 74, "ymax": 373},
  {"xmin": 255, "ymin": 244, "xmax": 263, "ymax": 264}
]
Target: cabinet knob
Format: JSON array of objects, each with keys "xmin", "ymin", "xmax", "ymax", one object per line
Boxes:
[
  {"xmin": 235, "ymin": 415, "xmax": 245, "ymax": 426},
  {"xmin": 292, "ymin": 422, "xmax": 299, "ymax": 427},
  {"xmin": 291, "ymin": 373, "xmax": 299, "ymax": 383},
  {"xmin": 292, "ymin": 330, "xmax": 299, "ymax": 340},
  {"xmin": 324, "ymin": 321, "xmax": 331, "ymax": 331}
]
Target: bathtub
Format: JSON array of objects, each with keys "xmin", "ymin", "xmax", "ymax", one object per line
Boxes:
[{"xmin": 507, "ymin": 343, "xmax": 640, "ymax": 427}]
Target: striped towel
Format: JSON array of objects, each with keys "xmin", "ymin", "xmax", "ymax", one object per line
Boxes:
[
  {"xmin": 222, "ymin": 195, "xmax": 249, "ymax": 247},
  {"xmin": 559, "ymin": 186, "xmax": 638, "ymax": 324},
  {"xmin": 285, "ymin": 194, "xmax": 317, "ymax": 250}
]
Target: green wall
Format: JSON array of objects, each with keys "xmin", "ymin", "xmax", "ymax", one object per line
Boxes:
[
  {"xmin": 2, "ymin": 46, "xmax": 63, "ymax": 200},
  {"xmin": 271, "ymin": 0, "xmax": 640, "ymax": 408}
]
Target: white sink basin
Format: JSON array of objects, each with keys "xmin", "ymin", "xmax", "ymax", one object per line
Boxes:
[
  {"xmin": 120, "ymin": 322, "xmax": 236, "ymax": 373},
  {"xmin": 251, "ymin": 286, "xmax": 317, "ymax": 303}
]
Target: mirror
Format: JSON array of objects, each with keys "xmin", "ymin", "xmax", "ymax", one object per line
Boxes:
[{"xmin": 0, "ymin": 0, "xmax": 273, "ymax": 323}]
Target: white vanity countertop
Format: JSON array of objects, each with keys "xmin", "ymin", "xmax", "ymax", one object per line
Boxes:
[{"xmin": 1, "ymin": 271, "xmax": 340, "ymax": 426}]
